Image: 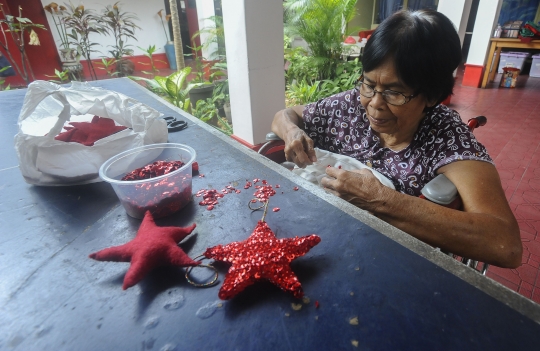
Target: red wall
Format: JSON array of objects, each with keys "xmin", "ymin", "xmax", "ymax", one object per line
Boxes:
[{"xmin": 1, "ymin": 0, "xmax": 62, "ymax": 87}]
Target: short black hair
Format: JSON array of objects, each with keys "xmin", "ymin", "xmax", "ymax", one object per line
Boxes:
[{"xmin": 362, "ymin": 10, "xmax": 462, "ymax": 106}]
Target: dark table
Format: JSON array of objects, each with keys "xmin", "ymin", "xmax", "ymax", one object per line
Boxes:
[{"xmin": 1, "ymin": 78, "xmax": 539, "ymax": 351}]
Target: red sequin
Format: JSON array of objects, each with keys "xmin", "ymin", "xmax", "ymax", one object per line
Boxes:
[
  {"xmin": 253, "ymin": 185, "xmax": 276, "ymax": 203},
  {"xmin": 119, "ymin": 161, "xmax": 191, "ymax": 218},
  {"xmin": 315, "ymin": 300, "xmax": 320, "ymax": 308},
  {"xmin": 204, "ymin": 221, "xmax": 321, "ymax": 299},
  {"xmin": 273, "ymin": 207, "xmax": 280, "ymax": 212},
  {"xmin": 121, "ymin": 161, "xmax": 185, "ymax": 181},
  {"xmin": 293, "ymin": 187, "xmax": 299, "ymax": 191}
]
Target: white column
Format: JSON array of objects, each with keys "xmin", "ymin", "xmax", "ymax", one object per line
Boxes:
[
  {"xmin": 195, "ymin": 0, "xmax": 218, "ymax": 60},
  {"xmin": 222, "ymin": 0, "xmax": 285, "ymax": 145},
  {"xmin": 437, "ymin": 0, "xmax": 473, "ymax": 47},
  {"xmin": 467, "ymin": 0, "xmax": 503, "ymax": 66}
]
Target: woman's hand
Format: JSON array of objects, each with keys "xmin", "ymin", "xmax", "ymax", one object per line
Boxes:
[
  {"xmin": 271, "ymin": 106, "xmax": 317, "ymax": 168},
  {"xmin": 320, "ymin": 167, "xmax": 390, "ymax": 212},
  {"xmin": 283, "ymin": 128, "xmax": 317, "ymax": 168}
]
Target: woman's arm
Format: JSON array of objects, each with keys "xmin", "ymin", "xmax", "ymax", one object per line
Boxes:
[
  {"xmin": 271, "ymin": 106, "xmax": 317, "ymax": 168},
  {"xmin": 321, "ymin": 160, "xmax": 522, "ymax": 268}
]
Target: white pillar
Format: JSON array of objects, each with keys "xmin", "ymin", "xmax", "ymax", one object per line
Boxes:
[
  {"xmin": 467, "ymin": 0, "xmax": 503, "ymax": 66},
  {"xmin": 195, "ymin": 0, "xmax": 218, "ymax": 60},
  {"xmin": 437, "ymin": 0, "xmax": 473, "ymax": 47},
  {"xmin": 222, "ymin": 0, "xmax": 285, "ymax": 146}
]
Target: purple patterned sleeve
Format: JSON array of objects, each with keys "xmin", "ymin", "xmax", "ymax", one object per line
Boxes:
[{"xmin": 430, "ymin": 108, "xmax": 494, "ymax": 172}]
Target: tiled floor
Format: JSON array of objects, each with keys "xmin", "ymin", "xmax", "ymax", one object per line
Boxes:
[{"xmin": 450, "ymin": 69, "xmax": 540, "ymax": 304}]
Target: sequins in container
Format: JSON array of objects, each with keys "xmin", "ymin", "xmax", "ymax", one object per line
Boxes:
[{"xmin": 99, "ymin": 143, "xmax": 196, "ymax": 219}]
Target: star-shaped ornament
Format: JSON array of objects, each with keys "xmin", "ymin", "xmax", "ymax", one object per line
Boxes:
[
  {"xmin": 204, "ymin": 220, "xmax": 321, "ymax": 300},
  {"xmin": 89, "ymin": 211, "xmax": 200, "ymax": 290}
]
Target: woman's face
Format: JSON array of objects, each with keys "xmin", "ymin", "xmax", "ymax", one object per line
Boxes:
[{"xmin": 360, "ymin": 59, "xmax": 433, "ymax": 143}]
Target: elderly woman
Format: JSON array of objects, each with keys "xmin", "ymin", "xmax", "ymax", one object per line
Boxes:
[{"xmin": 271, "ymin": 10, "xmax": 522, "ymax": 268}]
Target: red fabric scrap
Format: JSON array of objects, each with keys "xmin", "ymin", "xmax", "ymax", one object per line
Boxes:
[{"xmin": 55, "ymin": 116, "xmax": 127, "ymax": 146}]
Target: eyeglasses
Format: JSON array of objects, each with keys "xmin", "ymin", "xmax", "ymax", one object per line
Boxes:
[{"xmin": 357, "ymin": 77, "xmax": 417, "ymax": 106}]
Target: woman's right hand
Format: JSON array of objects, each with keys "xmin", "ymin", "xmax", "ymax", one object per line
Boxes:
[{"xmin": 283, "ymin": 127, "xmax": 317, "ymax": 168}]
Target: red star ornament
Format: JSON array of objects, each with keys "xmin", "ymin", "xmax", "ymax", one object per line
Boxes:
[
  {"xmin": 89, "ymin": 211, "xmax": 200, "ymax": 290},
  {"xmin": 204, "ymin": 220, "xmax": 321, "ymax": 300}
]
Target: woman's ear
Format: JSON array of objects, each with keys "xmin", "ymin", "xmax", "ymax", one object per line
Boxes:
[{"xmin": 427, "ymin": 97, "xmax": 438, "ymax": 108}]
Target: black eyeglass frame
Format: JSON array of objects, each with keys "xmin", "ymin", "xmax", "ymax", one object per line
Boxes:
[{"xmin": 356, "ymin": 76, "xmax": 418, "ymax": 106}]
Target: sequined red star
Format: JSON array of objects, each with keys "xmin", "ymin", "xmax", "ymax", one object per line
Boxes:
[
  {"xmin": 204, "ymin": 220, "xmax": 321, "ymax": 300},
  {"xmin": 89, "ymin": 211, "xmax": 200, "ymax": 290}
]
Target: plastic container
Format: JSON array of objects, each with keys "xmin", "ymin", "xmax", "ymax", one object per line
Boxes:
[
  {"xmin": 530, "ymin": 54, "xmax": 540, "ymax": 78},
  {"xmin": 99, "ymin": 143, "xmax": 196, "ymax": 219},
  {"xmin": 497, "ymin": 52, "xmax": 530, "ymax": 73}
]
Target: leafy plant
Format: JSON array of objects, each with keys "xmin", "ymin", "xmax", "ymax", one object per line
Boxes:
[
  {"xmin": 45, "ymin": 68, "xmax": 70, "ymax": 83},
  {"xmin": 0, "ymin": 4, "xmax": 46, "ymax": 85},
  {"xmin": 43, "ymin": 2, "xmax": 70, "ymax": 49},
  {"xmin": 64, "ymin": 3, "xmax": 108, "ymax": 80},
  {"xmin": 191, "ymin": 96, "xmax": 233, "ymax": 136},
  {"xmin": 186, "ymin": 42, "xmax": 225, "ymax": 84},
  {"xmin": 101, "ymin": 2, "xmax": 140, "ymax": 61},
  {"xmin": 284, "ymin": 0, "xmax": 359, "ymax": 80},
  {"xmin": 192, "ymin": 97, "xmax": 218, "ymax": 122},
  {"xmin": 137, "ymin": 45, "xmax": 166, "ymax": 77},
  {"xmin": 284, "ymin": 46, "xmax": 319, "ymax": 85},
  {"xmin": 96, "ymin": 57, "xmax": 119, "ymax": 77},
  {"xmin": 194, "ymin": 15, "xmax": 226, "ymax": 61},
  {"xmin": 0, "ymin": 65, "xmax": 11, "ymax": 90},
  {"xmin": 285, "ymin": 58, "xmax": 362, "ymax": 106},
  {"xmin": 129, "ymin": 67, "xmax": 194, "ymax": 108}
]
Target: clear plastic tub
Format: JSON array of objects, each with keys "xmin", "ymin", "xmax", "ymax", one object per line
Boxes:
[
  {"xmin": 497, "ymin": 52, "xmax": 530, "ymax": 73},
  {"xmin": 99, "ymin": 143, "xmax": 196, "ymax": 219},
  {"xmin": 530, "ymin": 54, "xmax": 540, "ymax": 78}
]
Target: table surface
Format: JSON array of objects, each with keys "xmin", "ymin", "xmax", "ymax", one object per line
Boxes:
[{"xmin": 1, "ymin": 78, "xmax": 540, "ymax": 351}]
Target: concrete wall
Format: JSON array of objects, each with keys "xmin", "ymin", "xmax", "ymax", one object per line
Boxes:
[
  {"xmin": 41, "ymin": 0, "xmax": 168, "ymax": 59},
  {"xmin": 348, "ymin": 0, "xmax": 376, "ymax": 34}
]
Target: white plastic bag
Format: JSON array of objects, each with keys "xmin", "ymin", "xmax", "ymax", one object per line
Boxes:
[
  {"xmin": 292, "ymin": 148, "xmax": 396, "ymax": 189},
  {"xmin": 14, "ymin": 81, "xmax": 168, "ymax": 186}
]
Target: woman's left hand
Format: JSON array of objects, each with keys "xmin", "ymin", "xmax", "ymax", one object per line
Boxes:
[{"xmin": 321, "ymin": 167, "xmax": 390, "ymax": 212}]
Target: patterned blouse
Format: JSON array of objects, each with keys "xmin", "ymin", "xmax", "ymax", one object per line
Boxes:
[{"xmin": 302, "ymin": 88, "xmax": 493, "ymax": 196}]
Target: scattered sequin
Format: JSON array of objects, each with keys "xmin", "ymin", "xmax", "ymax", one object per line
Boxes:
[
  {"xmin": 272, "ymin": 207, "xmax": 280, "ymax": 212},
  {"xmin": 349, "ymin": 317, "xmax": 359, "ymax": 325}
]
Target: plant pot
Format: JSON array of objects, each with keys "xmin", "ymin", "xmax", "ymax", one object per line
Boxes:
[
  {"xmin": 189, "ymin": 84, "xmax": 215, "ymax": 107},
  {"xmin": 59, "ymin": 48, "xmax": 78, "ymax": 63},
  {"xmin": 223, "ymin": 102, "xmax": 232, "ymax": 123},
  {"xmin": 115, "ymin": 58, "xmax": 135, "ymax": 77},
  {"xmin": 164, "ymin": 42, "xmax": 176, "ymax": 70}
]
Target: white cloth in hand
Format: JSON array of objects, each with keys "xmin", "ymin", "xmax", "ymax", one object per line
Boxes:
[{"xmin": 292, "ymin": 148, "xmax": 395, "ymax": 190}]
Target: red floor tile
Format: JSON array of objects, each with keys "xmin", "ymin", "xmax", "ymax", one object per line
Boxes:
[{"xmin": 453, "ymin": 67, "xmax": 540, "ymax": 304}]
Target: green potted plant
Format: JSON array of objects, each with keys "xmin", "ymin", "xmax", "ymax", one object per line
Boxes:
[
  {"xmin": 43, "ymin": 2, "xmax": 77, "ymax": 64},
  {"xmin": 0, "ymin": 4, "xmax": 46, "ymax": 85},
  {"xmin": 186, "ymin": 42, "xmax": 225, "ymax": 107},
  {"xmin": 129, "ymin": 66, "xmax": 194, "ymax": 109},
  {"xmin": 64, "ymin": 3, "xmax": 107, "ymax": 80},
  {"xmin": 101, "ymin": 2, "xmax": 140, "ymax": 77}
]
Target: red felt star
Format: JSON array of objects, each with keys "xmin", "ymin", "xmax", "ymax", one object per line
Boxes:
[
  {"xmin": 89, "ymin": 211, "xmax": 200, "ymax": 290},
  {"xmin": 204, "ymin": 220, "xmax": 321, "ymax": 300},
  {"xmin": 55, "ymin": 116, "xmax": 127, "ymax": 146}
]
